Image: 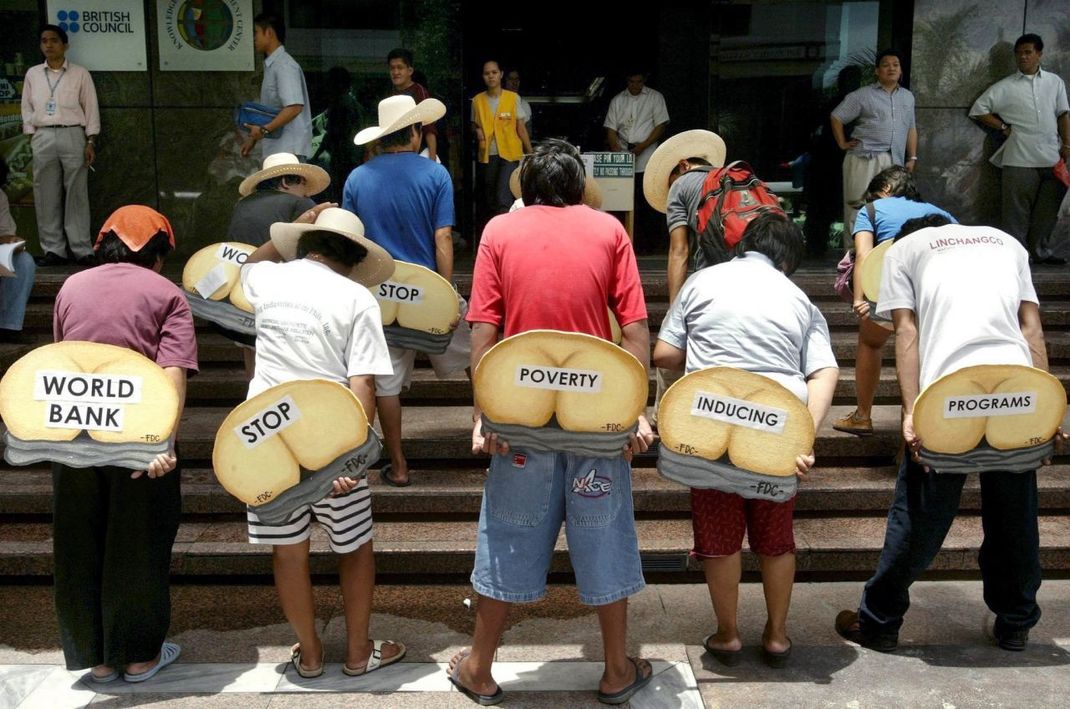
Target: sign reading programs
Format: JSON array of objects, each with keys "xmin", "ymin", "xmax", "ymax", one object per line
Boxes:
[
  {"xmin": 34, "ymin": 370, "xmax": 143, "ymax": 432},
  {"xmin": 47, "ymin": 1, "xmax": 147, "ymax": 71},
  {"xmin": 158, "ymin": 0, "xmax": 253, "ymax": 72}
]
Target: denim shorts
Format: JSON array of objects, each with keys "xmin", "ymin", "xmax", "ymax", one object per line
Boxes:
[{"xmin": 470, "ymin": 449, "xmax": 646, "ymax": 606}]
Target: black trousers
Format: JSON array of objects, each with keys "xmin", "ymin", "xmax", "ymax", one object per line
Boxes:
[{"xmin": 52, "ymin": 462, "xmax": 181, "ymax": 670}]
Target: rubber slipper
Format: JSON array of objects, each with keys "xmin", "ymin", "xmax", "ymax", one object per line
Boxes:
[
  {"xmin": 703, "ymin": 634, "xmax": 742, "ymax": 667},
  {"xmin": 87, "ymin": 668, "xmax": 120, "ymax": 684},
  {"xmin": 123, "ymin": 642, "xmax": 181, "ymax": 683},
  {"xmin": 380, "ymin": 463, "xmax": 412, "ymax": 487},
  {"xmin": 289, "ymin": 642, "xmax": 324, "ymax": 679},
  {"xmin": 761, "ymin": 638, "xmax": 792, "ymax": 669},
  {"xmin": 597, "ymin": 657, "xmax": 652, "ymax": 705},
  {"xmin": 343, "ymin": 639, "xmax": 406, "ymax": 676},
  {"xmin": 448, "ymin": 650, "xmax": 504, "ymax": 706}
]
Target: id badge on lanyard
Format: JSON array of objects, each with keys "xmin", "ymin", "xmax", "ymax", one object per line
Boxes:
[
  {"xmin": 45, "ymin": 98, "xmax": 57, "ymax": 116},
  {"xmin": 45, "ymin": 67, "xmax": 64, "ymax": 117}
]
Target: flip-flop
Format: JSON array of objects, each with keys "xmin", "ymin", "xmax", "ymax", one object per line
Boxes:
[
  {"xmin": 761, "ymin": 638, "xmax": 792, "ymax": 669},
  {"xmin": 289, "ymin": 642, "xmax": 324, "ymax": 679},
  {"xmin": 597, "ymin": 656, "xmax": 653, "ymax": 705},
  {"xmin": 448, "ymin": 650, "xmax": 504, "ymax": 706},
  {"xmin": 86, "ymin": 669, "xmax": 120, "ymax": 684},
  {"xmin": 703, "ymin": 634, "xmax": 742, "ymax": 667},
  {"xmin": 123, "ymin": 642, "xmax": 181, "ymax": 683},
  {"xmin": 380, "ymin": 463, "xmax": 412, "ymax": 487},
  {"xmin": 343, "ymin": 639, "xmax": 407, "ymax": 676}
]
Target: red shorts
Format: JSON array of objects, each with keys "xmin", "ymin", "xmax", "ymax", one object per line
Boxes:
[{"xmin": 690, "ymin": 488, "xmax": 795, "ymax": 557}]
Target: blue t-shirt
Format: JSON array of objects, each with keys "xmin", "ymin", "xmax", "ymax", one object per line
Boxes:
[
  {"xmin": 853, "ymin": 196, "xmax": 957, "ymax": 244},
  {"xmin": 342, "ymin": 152, "xmax": 454, "ymax": 269}
]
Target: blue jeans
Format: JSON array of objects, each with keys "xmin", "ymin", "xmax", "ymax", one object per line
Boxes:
[
  {"xmin": 471, "ymin": 449, "xmax": 645, "ymax": 606},
  {"xmin": 859, "ymin": 446, "xmax": 1041, "ymax": 637},
  {"xmin": 0, "ymin": 250, "xmax": 36, "ymax": 330}
]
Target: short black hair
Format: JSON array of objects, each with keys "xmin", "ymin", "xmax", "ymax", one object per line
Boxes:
[
  {"xmin": 296, "ymin": 231, "xmax": 368, "ymax": 267},
  {"xmin": 520, "ymin": 138, "xmax": 585, "ymax": 207},
  {"xmin": 378, "ymin": 124, "xmax": 419, "ymax": 150},
  {"xmin": 863, "ymin": 165, "xmax": 921, "ymax": 203},
  {"xmin": 387, "ymin": 48, "xmax": 413, "ymax": 67},
  {"xmin": 256, "ymin": 174, "xmax": 305, "ymax": 192},
  {"xmin": 253, "ymin": 13, "xmax": 285, "ymax": 44},
  {"xmin": 893, "ymin": 214, "xmax": 952, "ymax": 242},
  {"xmin": 1015, "ymin": 33, "xmax": 1043, "ymax": 52},
  {"xmin": 96, "ymin": 231, "xmax": 173, "ymax": 268},
  {"xmin": 40, "ymin": 24, "xmax": 69, "ymax": 44},
  {"xmin": 875, "ymin": 49, "xmax": 902, "ymax": 66},
  {"xmin": 734, "ymin": 212, "xmax": 805, "ymax": 275}
]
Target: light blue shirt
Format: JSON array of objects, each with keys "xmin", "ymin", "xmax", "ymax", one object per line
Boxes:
[
  {"xmin": 970, "ymin": 68, "xmax": 1069, "ymax": 168},
  {"xmin": 832, "ymin": 83, "xmax": 916, "ymax": 164},
  {"xmin": 853, "ymin": 196, "xmax": 957, "ymax": 243},
  {"xmin": 260, "ymin": 46, "xmax": 312, "ymax": 158}
]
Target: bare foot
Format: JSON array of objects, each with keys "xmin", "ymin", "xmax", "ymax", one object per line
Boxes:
[
  {"xmin": 344, "ymin": 639, "xmax": 403, "ymax": 673},
  {"xmin": 447, "ymin": 649, "xmax": 499, "ymax": 697},
  {"xmin": 90, "ymin": 664, "xmax": 116, "ymax": 679},
  {"xmin": 599, "ymin": 656, "xmax": 651, "ymax": 696},
  {"xmin": 762, "ymin": 624, "xmax": 791, "ymax": 654},
  {"xmin": 292, "ymin": 640, "xmax": 324, "ymax": 674},
  {"xmin": 124, "ymin": 653, "xmax": 160, "ymax": 676},
  {"xmin": 704, "ymin": 629, "xmax": 743, "ymax": 653}
]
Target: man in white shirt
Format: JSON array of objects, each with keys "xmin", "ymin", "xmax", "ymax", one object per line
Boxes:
[
  {"xmin": 604, "ymin": 70, "xmax": 670, "ymax": 250},
  {"xmin": 970, "ymin": 33, "xmax": 1070, "ymax": 264},
  {"xmin": 241, "ymin": 14, "xmax": 313, "ymax": 160}
]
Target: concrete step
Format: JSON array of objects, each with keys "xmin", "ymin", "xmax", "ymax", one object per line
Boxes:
[{"xmin": 3, "ymin": 514, "xmax": 1069, "ymax": 578}]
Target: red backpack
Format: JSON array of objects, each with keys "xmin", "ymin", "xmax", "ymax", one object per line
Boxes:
[{"xmin": 691, "ymin": 161, "xmax": 785, "ymax": 268}]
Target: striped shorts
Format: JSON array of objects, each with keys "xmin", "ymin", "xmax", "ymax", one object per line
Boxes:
[{"xmin": 246, "ymin": 478, "xmax": 373, "ymax": 554}]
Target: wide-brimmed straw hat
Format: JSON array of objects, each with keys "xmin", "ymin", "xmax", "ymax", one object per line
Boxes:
[
  {"xmin": 508, "ymin": 161, "xmax": 604, "ymax": 209},
  {"xmin": 354, "ymin": 94, "xmax": 446, "ymax": 146},
  {"xmin": 643, "ymin": 130, "xmax": 727, "ymax": 213},
  {"xmin": 238, "ymin": 152, "xmax": 330, "ymax": 197},
  {"xmin": 269, "ymin": 208, "xmax": 395, "ymax": 286}
]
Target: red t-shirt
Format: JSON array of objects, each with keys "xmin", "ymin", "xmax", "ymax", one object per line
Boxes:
[
  {"xmin": 53, "ymin": 263, "xmax": 199, "ymax": 373},
  {"xmin": 467, "ymin": 205, "xmax": 647, "ymax": 339}
]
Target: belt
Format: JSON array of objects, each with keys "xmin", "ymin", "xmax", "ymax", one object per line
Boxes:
[{"xmin": 37, "ymin": 124, "xmax": 83, "ymax": 129}]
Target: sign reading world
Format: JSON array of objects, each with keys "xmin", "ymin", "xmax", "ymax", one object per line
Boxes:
[
  {"xmin": 157, "ymin": 0, "xmax": 253, "ymax": 72},
  {"xmin": 46, "ymin": 1, "xmax": 148, "ymax": 71}
]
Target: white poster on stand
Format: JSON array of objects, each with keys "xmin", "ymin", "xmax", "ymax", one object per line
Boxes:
[
  {"xmin": 45, "ymin": 0, "xmax": 147, "ymax": 71},
  {"xmin": 157, "ymin": 0, "xmax": 254, "ymax": 72}
]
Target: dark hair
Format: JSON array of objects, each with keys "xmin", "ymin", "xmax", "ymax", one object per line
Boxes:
[
  {"xmin": 863, "ymin": 165, "xmax": 921, "ymax": 203},
  {"xmin": 483, "ymin": 59, "xmax": 501, "ymax": 72},
  {"xmin": 40, "ymin": 24, "xmax": 69, "ymax": 44},
  {"xmin": 893, "ymin": 214, "xmax": 952, "ymax": 242},
  {"xmin": 378, "ymin": 123, "xmax": 419, "ymax": 150},
  {"xmin": 387, "ymin": 47, "xmax": 413, "ymax": 67},
  {"xmin": 253, "ymin": 13, "xmax": 285, "ymax": 44},
  {"xmin": 625, "ymin": 68, "xmax": 648, "ymax": 80},
  {"xmin": 256, "ymin": 174, "xmax": 305, "ymax": 192},
  {"xmin": 875, "ymin": 49, "xmax": 902, "ymax": 66},
  {"xmin": 1015, "ymin": 33, "xmax": 1043, "ymax": 52},
  {"xmin": 520, "ymin": 138, "xmax": 585, "ymax": 207},
  {"xmin": 0, "ymin": 157, "xmax": 9, "ymax": 187},
  {"xmin": 96, "ymin": 231, "xmax": 173, "ymax": 268},
  {"xmin": 296, "ymin": 231, "xmax": 368, "ymax": 267},
  {"xmin": 734, "ymin": 213, "xmax": 805, "ymax": 275}
]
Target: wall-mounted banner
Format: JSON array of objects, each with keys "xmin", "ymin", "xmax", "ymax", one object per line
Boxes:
[
  {"xmin": 157, "ymin": 0, "xmax": 253, "ymax": 72},
  {"xmin": 45, "ymin": 1, "xmax": 147, "ymax": 71}
]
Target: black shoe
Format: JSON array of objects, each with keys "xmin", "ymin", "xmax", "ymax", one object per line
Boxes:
[
  {"xmin": 835, "ymin": 610, "xmax": 899, "ymax": 653},
  {"xmin": 35, "ymin": 252, "xmax": 69, "ymax": 267},
  {"xmin": 0, "ymin": 328, "xmax": 34, "ymax": 345},
  {"xmin": 75, "ymin": 254, "xmax": 97, "ymax": 268},
  {"xmin": 994, "ymin": 626, "xmax": 1029, "ymax": 652}
]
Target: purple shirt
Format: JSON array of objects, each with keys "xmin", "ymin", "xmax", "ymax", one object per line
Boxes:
[{"xmin": 54, "ymin": 263, "xmax": 199, "ymax": 373}]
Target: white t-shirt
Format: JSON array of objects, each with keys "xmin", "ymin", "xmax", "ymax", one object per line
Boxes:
[
  {"xmin": 241, "ymin": 258, "xmax": 393, "ymax": 398},
  {"xmin": 602, "ymin": 86, "xmax": 670, "ymax": 173},
  {"xmin": 876, "ymin": 224, "xmax": 1038, "ymax": 389}
]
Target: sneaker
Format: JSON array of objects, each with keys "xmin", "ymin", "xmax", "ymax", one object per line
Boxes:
[
  {"xmin": 834, "ymin": 610, "xmax": 898, "ymax": 653},
  {"xmin": 994, "ymin": 626, "xmax": 1029, "ymax": 652},
  {"xmin": 832, "ymin": 410, "xmax": 873, "ymax": 436}
]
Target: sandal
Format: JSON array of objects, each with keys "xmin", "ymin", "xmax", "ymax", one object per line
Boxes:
[
  {"xmin": 123, "ymin": 642, "xmax": 181, "ymax": 683},
  {"xmin": 597, "ymin": 657, "xmax": 653, "ymax": 705},
  {"xmin": 703, "ymin": 634, "xmax": 742, "ymax": 667},
  {"xmin": 760, "ymin": 638, "xmax": 792, "ymax": 669},
  {"xmin": 380, "ymin": 463, "xmax": 412, "ymax": 487},
  {"xmin": 290, "ymin": 642, "xmax": 324, "ymax": 679},
  {"xmin": 448, "ymin": 650, "xmax": 503, "ymax": 706},
  {"xmin": 343, "ymin": 639, "xmax": 406, "ymax": 676}
]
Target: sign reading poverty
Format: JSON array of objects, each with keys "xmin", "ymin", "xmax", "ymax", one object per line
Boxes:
[
  {"xmin": 46, "ymin": 0, "xmax": 148, "ymax": 71},
  {"xmin": 474, "ymin": 330, "xmax": 647, "ymax": 457},
  {"xmin": 181, "ymin": 242, "xmax": 256, "ymax": 340},
  {"xmin": 367, "ymin": 261, "xmax": 461, "ymax": 354},
  {"xmin": 212, "ymin": 380, "xmax": 381, "ymax": 524},
  {"xmin": 912, "ymin": 364, "xmax": 1066, "ymax": 474},
  {"xmin": 656, "ymin": 367, "xmax": 815, "ymax": 502},
  {"xmin": 0, "ymin": 341, "xmax": 179, "ymax": 468}
]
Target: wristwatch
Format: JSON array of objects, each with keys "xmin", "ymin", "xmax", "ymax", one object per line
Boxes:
[{"xmin": 259, "ymin": 126, "xmax": 271, "ymax": 137}]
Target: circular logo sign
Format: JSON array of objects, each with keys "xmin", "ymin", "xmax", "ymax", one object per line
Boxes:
[{"xmin": 177, "ymin": 0, "xmax": 234, "ymax": 51}]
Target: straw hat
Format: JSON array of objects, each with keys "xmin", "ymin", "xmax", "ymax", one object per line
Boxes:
[
  {"xmin": 354, "ymin": 94, "xmax": 446, "ymax": 146},
  {"xmin": 642, "ymin": 130, "xmax": 727, "ymax": 213},
  {"xmin": 269, "ymin": 208, "xmax": 395, "ymax": 286},
  {"xmin": 508, "ymin": 161, "xmax": 604, "ymax": 209},
  {"xmin": 238, "ymin": 153, "xmax": 330, "ymax": 197}
]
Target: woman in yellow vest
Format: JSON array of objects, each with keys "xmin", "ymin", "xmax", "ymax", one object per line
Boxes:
[{"xmin": 471, "ymin": 60, "xmax": 533, "ymax": 226}]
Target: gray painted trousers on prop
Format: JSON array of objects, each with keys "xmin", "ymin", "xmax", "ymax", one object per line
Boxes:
[
  {"xmin": 31, "ymin": 126, "xmax": 93, "ymax": 259},
  {"xmin": 1002, "ymin": 165, "xmax": 1066, "ymax": 260}
]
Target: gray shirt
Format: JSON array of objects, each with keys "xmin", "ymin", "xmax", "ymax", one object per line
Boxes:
[
  {"xmin": 227, "ymin": 190, "xmax": 316, "ymax": 246},
  {"xmin": 831, "ymin": 83, "xmax": 916, "ymax": 164},
  {"xmin": 260, "ymin": 46, "xmax": 313, "ymax": 158},
  {"xmin": 658, "ymin": 252, "xmax": 837, "ymax": 401},
  {"xmin": 969, "ymin": 68, "xmax": 1070, "ymax": 168}
]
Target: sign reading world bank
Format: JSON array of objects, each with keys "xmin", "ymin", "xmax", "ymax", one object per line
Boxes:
[
  {"xmin": 157, "ymin": 0, "xmax": 253, "ymax": 72},
  {"xmin": 46, "ymin": 0, "xmax": 147, "ymax": 71}
]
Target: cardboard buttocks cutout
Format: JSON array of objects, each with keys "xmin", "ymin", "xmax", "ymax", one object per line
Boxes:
[
  {"xmin": 0, "ymin": 342, "xmax": 179, "ymax": 469},
  {"xmin": 857, "ymin": 240, "xmax": 893, "ymax": 330},
  {"xmin": 913, "ymin": 364, "xmax": 1066, "ymax": 474},
  {"xmin": 212, "ymin": 379, "xmax": 382, "ymax": 525},
  {"xmin": 182, "ymin": 242, "xmax": 257, "ymax": 339},
  {"xmin": 656, "ymin": 368, "xmax": 815, "ymax": 502},
  {"xmin": 369, "ymin": 261, "xmax": 460, "ymax": 354},
  {"xmin": 474, "ymin": 330, "xmax": 647, "ymax": 458}
]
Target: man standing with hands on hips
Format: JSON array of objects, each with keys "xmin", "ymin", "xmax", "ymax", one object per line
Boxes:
[
  {"xmin": 970, "ymin": 33, "xmax": 1070, "ymax": 265},
  {"xmin": 21, "ymin": 24, "xmax": 99, "ymax": 268},
  {"xmin": 831, "ymin": 49, "xmax": 917, "ymax": 237}
]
